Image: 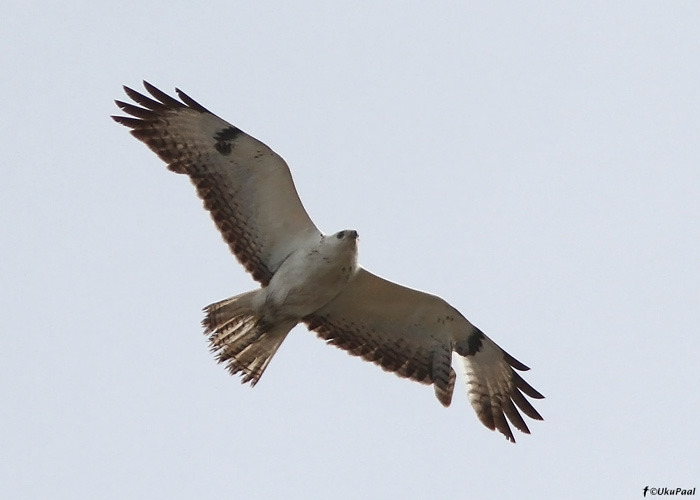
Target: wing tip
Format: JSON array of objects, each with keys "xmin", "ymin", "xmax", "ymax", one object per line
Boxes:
[
  {"xmin": 175, "ymin": 87, "xmax": 211, "ymax": 113},
  {"xmin": 462, "ymin": 342, "xmax": 544, "ymax": 442},
  {"xmin": 115, "ymin": 81, "xmax": 212, "ymax": 124}
]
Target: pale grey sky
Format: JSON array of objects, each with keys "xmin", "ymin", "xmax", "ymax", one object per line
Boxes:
[{"xmin": 2, "ymin": 2, "xmax": 699, "ymax": 499}]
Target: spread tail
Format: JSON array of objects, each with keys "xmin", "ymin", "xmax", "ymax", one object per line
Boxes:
[{"xmin": 202, "ymin": 291, "xmax": 294, "ymax": 386}]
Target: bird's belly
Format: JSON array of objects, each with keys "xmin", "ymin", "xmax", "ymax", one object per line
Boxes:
[{"xmin": 261, "ymin": 248, "xmax": 357, "ymax": 320}]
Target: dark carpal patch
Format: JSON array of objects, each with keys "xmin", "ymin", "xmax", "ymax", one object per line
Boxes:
[
  {"xmin": 455, "ymin": 327, "xmax": 485, "ymax": 357},
  {"xmin": 214, "ymin": 126, "xmax": 242, "ymax": 155}
]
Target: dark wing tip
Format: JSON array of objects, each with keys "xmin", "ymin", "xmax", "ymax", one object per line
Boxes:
[
  {"xmin": 142, "ymin": 80, "xmax": 186, "ymax": 109},
  {"xmin": 502, "ymin": 398, "xmax": 531, "ymax": 436},
  {"xmin": 490, "ymin": 407, "xmax": 517, "ymax": 443},
  {"xmin": 121, "ymin": 84, "xmax": 163, "ymax": 110},
  {"xmin": 176, "ymin": 87, "xmax": 211, "ymax": 113},
  {"xmin": 467, "ymin": 345, "xmax": 545, "ymax": 442},
  {"xmin": 111, "ymin": 115, "xmax": 142, "ymax": 128},
  {"xmin": 113, "ymin": 82, "xmax": 211, "ymax": 123},
  {"xmin": 512, "ymin": 386, "xmax": 544, "ymax": 422},
  {"xmin": 112, "ymin": 82, "xmax": 202, "ymax": 133},
  {"xmin": 513, "ymin": 370, "xmax": 545, "ymax": 400},
  {"xmin": 503, "ymin": 350, "xmax": 531, "ymax": 371}
]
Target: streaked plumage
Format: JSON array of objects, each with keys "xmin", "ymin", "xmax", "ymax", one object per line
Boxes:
[{"xmin": 113, "ymin": 82, "xmax": 544, "ymax": 442}]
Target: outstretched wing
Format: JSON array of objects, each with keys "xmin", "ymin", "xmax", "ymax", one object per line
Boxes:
[
  {"xmin": 112, "ymin": 82, "xmax": 320, "ymax": 285},
  {"xmin": 305, "ymin": 268, "xmax": 544, "ymax": 442}
]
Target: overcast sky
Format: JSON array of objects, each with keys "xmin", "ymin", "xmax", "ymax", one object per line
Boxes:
[{"xmin": 2, "ymin": 2, "xmax": 699, "ymax": 499}]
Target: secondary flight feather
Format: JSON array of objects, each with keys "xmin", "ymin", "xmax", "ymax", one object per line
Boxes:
[{"xmin": 112, "ymin": 82, "xmax": 544, "ymax": 442}]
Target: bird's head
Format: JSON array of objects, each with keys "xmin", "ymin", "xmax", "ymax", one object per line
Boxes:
[
  {"xmin": 321, "ymin": 229, "xmax": 359, "ymax": 258},
  {"xmin": 334, "ymin": 229, "xmax": 359, "ymax": 241}
]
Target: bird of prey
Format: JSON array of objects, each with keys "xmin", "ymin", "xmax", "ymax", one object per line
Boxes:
[{"xmin": 113, "ymin": 82, "xmax": 544, "ymax": 442}]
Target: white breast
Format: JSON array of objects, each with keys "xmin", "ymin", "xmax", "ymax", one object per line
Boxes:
[{"xmin": 258, "ymin": 233, "xmax": 359, "ymax": 321}]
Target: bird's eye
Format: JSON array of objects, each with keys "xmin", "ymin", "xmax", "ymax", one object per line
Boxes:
[{"xmin": 337, "ymin": 231, "xmax": 345, "ymax": 239}]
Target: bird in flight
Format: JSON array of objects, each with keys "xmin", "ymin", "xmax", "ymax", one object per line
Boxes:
[{"xmin": 113, "ymin": 82, "xmax": 544, "ymax": 442}]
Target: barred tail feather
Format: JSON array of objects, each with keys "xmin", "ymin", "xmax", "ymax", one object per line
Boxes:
[{"xmin": 202, "ymin": 292, "xmax": 294, "ymax": 386}]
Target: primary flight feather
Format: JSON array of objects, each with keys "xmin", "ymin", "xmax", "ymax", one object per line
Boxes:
[{"xmin": 113, "ymin": 82, "xmax": 544, "ymax": 442}]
